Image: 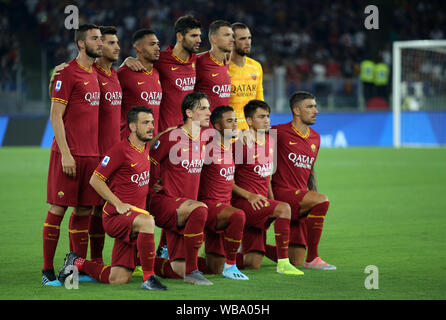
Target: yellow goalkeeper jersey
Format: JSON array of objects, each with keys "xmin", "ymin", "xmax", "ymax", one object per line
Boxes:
[{"xmin": 229, "ymin": 57, "xmax": 264, "ymax": 130}]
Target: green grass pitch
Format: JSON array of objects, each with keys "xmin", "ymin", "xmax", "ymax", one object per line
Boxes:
[{"xmin": 0, "ymin": 146, "xmax": 445, "ymax": 300}]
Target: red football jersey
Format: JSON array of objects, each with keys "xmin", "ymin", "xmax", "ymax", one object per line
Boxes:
[
  {"xmin": 198, "ymin": 138, "xmax": 235, "ymax": 204},
  {"xmin": 94, "ymin": 63, "xmax": 122, "ymax": 156},
  {"xmin": 233, "ymin": 135, "xmax": 275, "ymax": 198},
  {"xmin": 51, "ymin": 59, "xmax": 100, "ymax": 156},
  {"xmin": 93, "ymin": 139, "xmax": 150, "ymax": 211},
  {"xmin": 194, "ymin": 51, "xmax": 231, "ymax": 111},
  {"xmin": 154, "ymin": 46, "xmax": 197, "ymax": 131},
  {"xmin": 117, "ymin": 65, "xmax": 162, "ymax": 138},
  {"xmin": 271, "ymin": 122, "xmax": 320, "ymax": 191},
  {"xmin": 150, "ymin": 127, "xmax": 205, "ymax": 200}
]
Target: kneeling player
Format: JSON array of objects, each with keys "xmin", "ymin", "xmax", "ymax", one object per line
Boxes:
[
  {"xmin": 269, "ymin": 91, "xmax": 336, "ymax": 270},
  {"xmin": 58, "ymin": 107, "xmax": 167, "ymax": 290},
  {"xmin": 232, "ymin": 100, "xmax": 303, "ymax": 275},
  {"xmin": 197, "ymin": 106, "xmax": 248, "ymax": 280}
]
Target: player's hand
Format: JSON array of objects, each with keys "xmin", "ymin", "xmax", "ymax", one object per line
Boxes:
[
  {"xmin": 247, "ymin": 193, "xmax": 269, "ymax": 211},
  {"xmin": 61, "ymin": 153, "xmax": 76, "ymax": 178},
  {"xmin": 152, "ymin": 180, "xmax": 163, "ymax": 193},
  {"xmin": 116, "ymin": 203, "xmax": 133, "ymax": 215},
  {"xmin": 123, "ymin": 57, "xmax": 146, "ymax": 72}
]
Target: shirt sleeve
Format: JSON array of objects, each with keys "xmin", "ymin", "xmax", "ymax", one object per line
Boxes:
[
  {"xmin": 256, "ymin": 63, "xmax": 264, "ymax": 101},
  {"xmin": 93, "ymin": 146, "xmax": 124, "ymax": 182},
  {"xmin": 51, "ymin": 68, "xmax": 73, "ymax": 105}
]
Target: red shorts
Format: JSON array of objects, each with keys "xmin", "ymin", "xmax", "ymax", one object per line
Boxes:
[
  {"xmin": 273, "ymin": 187, "xmax": 309, "ymax": 247},
  {"xmin": 102, "ymin": 202, "xmax": 143, "ymax": 269},
  {"xmin": 46, "ymin": 151, "xmax": 102, "ymax": 207},
  {"xmin": 149, "ymin": 193, "xmax": 188, "ymax": 233},
  {"xmin": 202, "ymin": 200, "xmax": 231, "ymax": 257},
  {"xmin": 231, "ymin": 197, "xmax": 280, "ymax": 255}
]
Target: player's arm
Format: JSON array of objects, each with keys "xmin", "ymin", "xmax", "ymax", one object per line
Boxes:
[
  {"xmin": 119, "ymin": 56, "xmax": 146, "ymax": 72},
  {"xmin": 256, "ymin": 65, "xmax": 264, "ymax": 101},
  {"xmin": 50, "ymin": 100, "xmax": 76, "ymax": 177},
  {"xmin": 307, "ymin": 167, "xmax": 318, "ymax": 192},
  {"xmin": 149, "ymin": 126, "xmax": 176, "ymax": 150},
  {"xmin": 89, "ymin": 173, "xmax": 133, "ymax": 214},
  {"xmin": 48, "ymin": 63, "xmax": 69, "ymax": 97},
  {"xmin": 232, "ymin": 183, "xmax": 268, "ymax": 211}
]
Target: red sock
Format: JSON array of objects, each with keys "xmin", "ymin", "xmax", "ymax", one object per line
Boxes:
[
  {"xmin": 74, "ymin": 257, "xmax": 110, "ymax": 284},
  {"xmin": 137, "ymin": 232, "xmax": 155, "ymax": 281},
  {"xmin": 42, "ymin": 211, "xmax": 63, "ymax": 270},
  {"xmin": 274, "ymin": 217, "xmax": 291, "ymax": 260},
  {"xmin": 88, "ymin": 214, "xmax": 105, "ymax": 264},
  {"xmin": 223, "ymin": 210, "xmax": 245, "ymax": 265},
  {"xmin": 69, "ymin": 213, "xmax": 90, "ymax": 258},
  {"xmin": 235, "ymin": 252, "xmax": 245, "ymax": 269},
  {"xmin": 183, "ymin": 206, "xmax": 207, "ymax": 275},
  {"xmin": 154, "ymin": 257, "xmax": 182, "ymax": 279},
  {"xmin": 264, "ymin": 244, "xmax": 278, "ymax": 262},
  {"xmin": 306, "ymin": 201, "xmax": 329, "ymax": 262},
  {"xmin": 197, "ymin": 256, "xmax": 214, "ymax": 274}
]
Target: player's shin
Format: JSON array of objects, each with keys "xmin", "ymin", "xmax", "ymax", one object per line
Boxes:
[
  {"xmin": 306, "ymin": 201, "xmax": 329, "ymax": 262},
  {"xmin": 274, "ymin": 217, "xmax": 291, "ymax": 260},
  {"xmin": 223, "ymin": 210, "xmax": 245, "ymax": 265},
  {"xmin": 137, "ymin": 232, "xmax": 156, "ymax": 281},
  {"xmin": 42, "ymin": 211, "xmax": 63, "ymax": 271},
  {"xmin": 183, "ymin": 207, "xmax": 207, "ymax": 275}
]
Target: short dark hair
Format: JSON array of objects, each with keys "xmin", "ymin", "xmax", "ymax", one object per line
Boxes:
[
  {"xmin": 210, "ymin": 105, "xmax": 234, "ymax": 127},
  {"xmin": 208, "ymin": 20, "xmax": 232, "ymax": 39},
  {"xmin": 181, "ymin": 92, "xmax": 208, "ymax": 122},
  {"xmin": 289, "ymin": 91, "xmax": 315, "ymax": 111},
  {"xmin": 99, "ymin": 26, "xmax": 117, "ymax": 37},
  {"xmin": 75, "ymin": 24, "xmax": 100, "ymax": 48},
  {"xmin": 174, "ymin": 15, "xmax": 201, "ymax": 36},
  {"xmin": 231, "ymin": 22, "xmax": 249, "ymax": 33},
  {"xmin": 132, "ymin": 28, "xmax": 156, "ymax": 45},
  {"xmin": 244, "ymin": 100, "xmax": 270, "ymax": 119},
  {"xmin": 127, "ymin": 106, "xmax": 153, "ymax": 127}
]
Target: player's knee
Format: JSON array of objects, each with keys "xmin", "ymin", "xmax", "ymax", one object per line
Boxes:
[
  {"xmin": 274, "ymin": 202, "xmax": 291, "ymax": 219},
  {"xmin": 109, "ymin": 269, "xmax": 132, "ymax": 284},
  {"xmin": 133, "ymin": 214, "xmax": 155, "ymax": 234},
  {"xmin": 317, "ymin": 194, "xmax": 329, "ymax": 204},
  {"xmin": 188, "ymin": 203, "xmax": 208, "ymax": 225},
  {"xmin": 49, "ymin": 204, "xmax": 67, "ymax": 216}
]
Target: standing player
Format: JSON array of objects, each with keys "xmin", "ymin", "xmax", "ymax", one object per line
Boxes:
[
  {"xmin": 197, "ymin": 105, "xmax": 248, "ymax": 280},
  {"xmin": 42, "ymin": 24, "xmax": 103, "ymax": 285},
  {"xmin": 118, "ymin": 29, "xmax": 162, "ymax": 138},
  {"xmin": 194, "ymin": 20, "xmax": 233, "ymax": 113},
  {"xmin": 123, "ymin": 15, "xmax": 201, "ymax": 131},
  {"xmin": 149, "ymin": 92, "xmax": 212, "ymax": 285},
  {"xmin": 229, "ymin": 23, "xmax": 264, "ymax": 130},
  {"xmin": 89, "ymin": 25, "xmax": 122, "ymax": 265},
  {"xmin": 231, "ymin": 100, "xmax": 303, "ymax": 275},
  {"xmin": 58, "ymin": 106, "xmax": 167, "ymax": 290},
  {"xmin": 269, "ymin": 91, "xmax": 336, "ymax": 270}
]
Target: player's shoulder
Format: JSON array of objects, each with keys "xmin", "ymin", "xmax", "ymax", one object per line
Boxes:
[
  {"xmin": 272, "ymin": 122, "xmax": 292, "ymax": 133},
  {"xmin": 245, "ymin": 57, "xmax": 263, "ymax": 69}
]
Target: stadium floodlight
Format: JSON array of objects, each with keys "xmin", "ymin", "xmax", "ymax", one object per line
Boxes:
[{"xmin": 392, "ymin": 40, "xmax": 446, "ymax": 147}]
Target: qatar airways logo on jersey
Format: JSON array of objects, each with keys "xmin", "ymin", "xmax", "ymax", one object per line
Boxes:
[
  {"xmin": 231, "ymin": 83, "xmax": 257, "ymax": 97},
  {"xmin": 141, "ymin": 91, "xmax": 162, "ymax": 105},
  {"xmin": 104, "ymin": 91, "xmax": 122, "ymax": 106},
  {"xmin": 220, "ymin": 166, "xmax": 235, "ymax": 181},
  {"xmin": 84, "ymin": 91, "xmax": 100, "ymax": 106},
  {"xmin": 181, "ymin": 159, "xmax": 204, "ymax": 174},
  {"xmin": 212, "ymin": 84, "xmax": 231, "ymax": 98},
  {"xmin": 254, "ymin": 162, "xmax": 274, "ymax": 178},
  {"xmin": 130, "ymin": 170, "xmax": 150, "ymax": 187},
  {"xmin": 288, "ymin": 153, "xmax": 315, "ymax": 170},
  {"xmin": 175, "ymin": 77, "xmax": 196, "ymax": 91}
]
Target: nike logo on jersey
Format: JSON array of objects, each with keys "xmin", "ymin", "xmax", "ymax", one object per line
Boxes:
[
  {"xmin": 101, "ymin": 82, "xmax": 108, "ymax": 86},
  {"xmin": 289, "ymin": 141, "xmax": 298, "ymax": 145},
  {"xmin": 253, "ymin": 154, "xmax": 259, "ymax": 159},
  {"xmin": 137, "ymin": 81, "xmax": 145, "ymax": 85},
  {"xmin": 131, "ymin": 163, "xmax": 138, "ymax": 167},
  {"xmin": 171, "ymin": 67, "xmax": 179, "ymax": 71},
  {"xmin": 83, "ymin": 81, "xmax": 89, "ymax": 85},
  {"xmin": 211, "ymin": 73, "xmax": 219, "ymax": 77}
]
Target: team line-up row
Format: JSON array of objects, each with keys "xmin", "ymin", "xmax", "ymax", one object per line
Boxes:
[{"xmin": 41, "ymin": 16, "xmax": 335, "ymax": 291}]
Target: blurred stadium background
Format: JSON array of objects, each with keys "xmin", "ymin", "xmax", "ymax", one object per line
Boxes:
[{"xmin": 0, "ymin": 0, "xmax": 445, "ymax": 147}]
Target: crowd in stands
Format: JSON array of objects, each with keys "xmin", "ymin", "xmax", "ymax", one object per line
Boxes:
[{"xmin": 1, "ymin": 0, "xmax": 445, "ymax": 102}]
